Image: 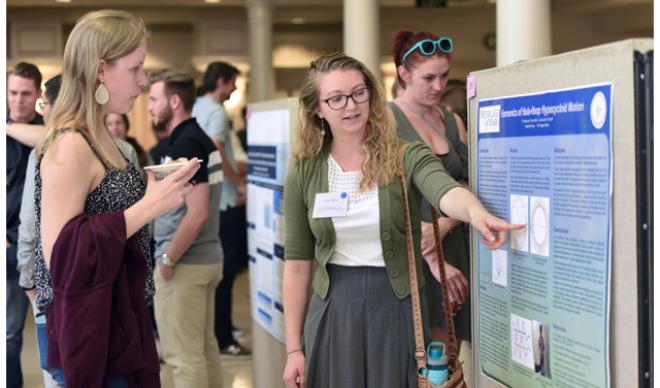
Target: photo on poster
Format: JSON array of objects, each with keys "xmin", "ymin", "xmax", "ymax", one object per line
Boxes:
[
  {"xmin": 530, "ymin": 196, "xmax": 550, "ymax": 256},
  {"xmin": 511, "ymin": 313, "xmax": 534, "ymax": 369},
  {"xmin": 510, "ymin": 194, "xmax": 529, "ymax": 252},
  {"xmin": 533, "ymin": 321, "xmax": 551, "ymax": 379},
  {"xmin": 492, "ymin": 249, "xmax": 508, "ymax": 287}
]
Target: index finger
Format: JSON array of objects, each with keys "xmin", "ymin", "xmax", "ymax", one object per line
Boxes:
[
  {"xmin": 490, "ymin": 217, "xmax": 525, "ymax": 232},
  {"xmin": 498, "ymin": 223, "xmax": 525, "ymax": 231}
]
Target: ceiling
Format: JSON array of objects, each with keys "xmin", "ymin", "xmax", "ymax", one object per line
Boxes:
[
  {"xmin": 7, "ymin": 0, "xmax": 652, "ymax": 28},
  {"xmin": 6, "ymin": 0, "xmax": 650, "ymax": 9}
]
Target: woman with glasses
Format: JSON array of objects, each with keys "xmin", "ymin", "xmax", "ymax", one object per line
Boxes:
[
  {"xmin": 390, "ymin": 30, "xmax": 473, "ymax": 353},
  {"xmin": 282, "ymin": 52, "xmax": 520, "ymax": 388}
]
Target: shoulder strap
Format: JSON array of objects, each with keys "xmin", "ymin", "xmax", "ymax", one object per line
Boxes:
[
  {"xmin": 399, "ymin": 143, "xmax": 461, "ymax": 376},
  {"xmin": 430, "ymin": 207, "xmax": 461, "ymax": 370},
  {"xmin": 438, "ymin": 107, "xmax": 469, "ymax": 180},
  {"xmin": 389, "ymin": 101, "xmax": 422, "ymax": 142},
  {"xmin": 51, "ymin": 128, "xmax": 111, "ymax": 169},
  {"xmin": 398, "ymin": 144, "xmax": 428, "ymax": 373},
  {"xmin": 439, "ymin": 107, "xmax": 461, "ymax": 148}
]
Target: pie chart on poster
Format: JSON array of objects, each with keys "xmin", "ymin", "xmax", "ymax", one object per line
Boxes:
[{"xmin": 530, "ymin": 197, "xmax": 550, "ymax": 257}]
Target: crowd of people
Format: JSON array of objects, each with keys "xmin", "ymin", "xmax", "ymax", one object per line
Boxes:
[{"xmin": 6, "ymin": 8, "xmax": 521, "ymax": 388}]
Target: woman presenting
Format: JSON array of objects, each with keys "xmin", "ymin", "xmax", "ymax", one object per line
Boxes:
[{"xmin": 282, "ymin": 52, "xmax": 521, "ymax": 388}]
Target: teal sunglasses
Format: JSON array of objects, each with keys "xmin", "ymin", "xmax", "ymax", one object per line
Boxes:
[{"xmin": 401, "ymin": 37, "xmax": 453, "ymax": 63}]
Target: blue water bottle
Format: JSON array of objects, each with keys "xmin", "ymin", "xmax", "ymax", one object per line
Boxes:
[{"xmin": 427, "ymin": 342, "xmax": 448, "ymax": 385}]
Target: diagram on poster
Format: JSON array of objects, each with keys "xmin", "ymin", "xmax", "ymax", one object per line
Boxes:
[
  {"xmin": 492, "ymin": 249, "xmax": 508, "ymax": 287},
  {"xmin": 510, "ymin": 194, "xmax": 529, "ymax": 252},
  {"xmin": 530, "ymin": 196, "xmax": 550, "ymax": 257},
  {"xmin": 511, "ymin": 313, "xmax": 534, "ymax": 369}
]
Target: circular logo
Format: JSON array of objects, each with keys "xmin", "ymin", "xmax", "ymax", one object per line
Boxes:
[{"xmin": 590, "ymin": 91, "xmax": 607, "ymax": 129}]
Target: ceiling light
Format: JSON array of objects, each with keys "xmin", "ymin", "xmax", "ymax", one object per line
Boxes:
[
  {"xmin": 291, "ymin": 17, "xmax": 306, "ymax": 25},
  {"xmin": 205, "ymin": 0, "xmax": 221, "ymax": 3},
  {"xmin": 55, "ymin": 0, "xmax": 72, "ymax": 3}
]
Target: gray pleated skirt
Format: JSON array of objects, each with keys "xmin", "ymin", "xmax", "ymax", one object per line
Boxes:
[{"xmin": 304, "ymin": 264, "xmax": 431, "ymax": 388}]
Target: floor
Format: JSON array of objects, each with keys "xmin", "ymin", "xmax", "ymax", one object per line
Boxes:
[{"xmin": 20, "ymin": 270, "xmax": 255, "ymax": 388}]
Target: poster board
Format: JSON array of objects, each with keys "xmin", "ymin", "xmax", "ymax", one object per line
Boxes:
[
  {"xmin": 467, "ymin": 39, "xmax": 652, "ymax": 388},
  {"xmin": 246, "ymin": 97, "xmax": 299, "ymax": 388}
]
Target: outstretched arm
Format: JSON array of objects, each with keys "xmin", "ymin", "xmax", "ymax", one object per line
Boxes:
[
  {"xmin": 439, "ymin": 186, "xmax": 524, "ymax": 250},
  {"xmin": 6, "ymin": 122, "xmax": 47, "ymax": 148}
]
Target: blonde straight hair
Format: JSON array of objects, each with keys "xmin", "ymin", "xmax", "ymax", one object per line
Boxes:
[
  {"xmin": 295, "ymin": 52, "xmax": 401, "ymax": 191},
  {"xmin": 39, "ymin": 10, "xmax": 148, "ymax": 168}
]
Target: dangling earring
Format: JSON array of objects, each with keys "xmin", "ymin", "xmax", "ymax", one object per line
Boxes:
[
  {"xmin": 320, "ymin": 118, "xmax": 326, "ymax": 136},
  {"xmin": 95, "ymin": 83, "xmax": 110, "ymax": 105}
]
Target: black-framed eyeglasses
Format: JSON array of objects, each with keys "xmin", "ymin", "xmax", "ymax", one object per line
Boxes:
[
  {"xmin": 401, "ymin": 37, "xmax": 453, "ymax": 62},
  {"xmin": 322, "ymin": 87, "xmax": 370, "ymax": 110}
]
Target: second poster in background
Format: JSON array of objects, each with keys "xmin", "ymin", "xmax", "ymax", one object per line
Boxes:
[{"xmin": 246, "ymin": 107, "xmax": 291, "ymax": 343}]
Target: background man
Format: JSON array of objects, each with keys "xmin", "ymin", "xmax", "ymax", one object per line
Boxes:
[
  {"xmin": 148, "ymin": 69, "xmax": 224, "ymax": 387},
  {"xmin": 193, "ymin": 61, "xmax": 250, "ymax": 356},
  {"xmin": 7, "ymin": 61, "xmax": 43, "ymax": 388}
]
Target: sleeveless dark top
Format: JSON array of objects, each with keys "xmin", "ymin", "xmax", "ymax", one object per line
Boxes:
[
  {"xmin": 34, "ymin": 128, "xmax": 154, "ymax": 311},
  {"xmin": 389, "ymin": 101, "xmax": 468, "ymax": 181}
]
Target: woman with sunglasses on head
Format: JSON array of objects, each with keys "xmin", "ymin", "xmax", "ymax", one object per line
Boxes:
[
  {"xmin": 390, "ymin": 31, "xmax": 473, "ymax": 353},
  {"xmin": 35, "ymin": 10, "xmax": 200, "ymax": 387},
  {"xmin": 282, "ymin": 52, "xmax": 521, "ymax": 388}
]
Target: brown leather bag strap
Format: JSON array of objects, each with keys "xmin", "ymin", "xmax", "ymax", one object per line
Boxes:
[
  {"xmin": 398, "ymin": 145, "xmax": 427, "ymax": 374},
  {"xmin": 400, "ymin": 143, "xmax": 462, "ymax": 378},
  {"xmin": 430, "ymin": 208, "xmax": 460, "ymax": 370}
]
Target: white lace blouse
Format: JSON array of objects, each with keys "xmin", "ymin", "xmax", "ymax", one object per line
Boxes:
[{"xmin": 327, "ymin": 155, "xmax": 385, "ymax": 267}]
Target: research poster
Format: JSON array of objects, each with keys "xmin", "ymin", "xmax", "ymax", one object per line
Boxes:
[
  {"xmin": 476, "ymin": 84, "xmax": 612, "ymax": 388},
  {"xmin": 246, "ymin": 108, "xmax": 290, "ymax": 343}
]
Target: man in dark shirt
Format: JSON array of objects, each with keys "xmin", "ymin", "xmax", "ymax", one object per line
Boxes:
[
  {"xmin": 6, "ymin": 61, "xmax": 43, "ymax": 388},
  {"xmin": 147, "ymin": 69, "xmax": 224, "ymax": 387}
]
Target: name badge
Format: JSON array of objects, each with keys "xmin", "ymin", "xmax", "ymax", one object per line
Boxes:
[{"xmin": 312, "ymin": 192, "xmax": 349, "ymax": 218}]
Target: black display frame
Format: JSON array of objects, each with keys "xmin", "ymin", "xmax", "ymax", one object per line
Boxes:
[{"xmin": 633, "ymin": 49, "xmax": 653, "ymax": 388}]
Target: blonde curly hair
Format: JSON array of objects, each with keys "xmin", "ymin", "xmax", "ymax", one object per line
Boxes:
[{"xmin": 294, "ymin": 52, "xmax": 401, "ymax": 191}]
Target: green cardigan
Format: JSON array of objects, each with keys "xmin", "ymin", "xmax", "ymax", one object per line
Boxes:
[{"xmin": 283, "ymin": 141, "xmax": 461, "ymax": 300}]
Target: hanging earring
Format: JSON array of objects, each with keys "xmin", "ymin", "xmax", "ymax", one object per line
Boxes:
[
  {"xmin": 320, "ymin": 118, "xmax": 326, "ymax": 136},
  {"xmin": 95, "ymin": 83, "xmax": 110, "ymax": 105}
]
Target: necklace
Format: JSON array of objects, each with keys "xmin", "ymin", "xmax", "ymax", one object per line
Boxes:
[{"xmin": 396, "ymin": 98, "xmax": 445, "ymax": 135}]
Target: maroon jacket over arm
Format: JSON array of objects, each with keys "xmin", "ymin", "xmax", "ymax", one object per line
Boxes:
[{"xmin": 46, "ymin": 211, "xmax": 160, "ymax": 388}]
